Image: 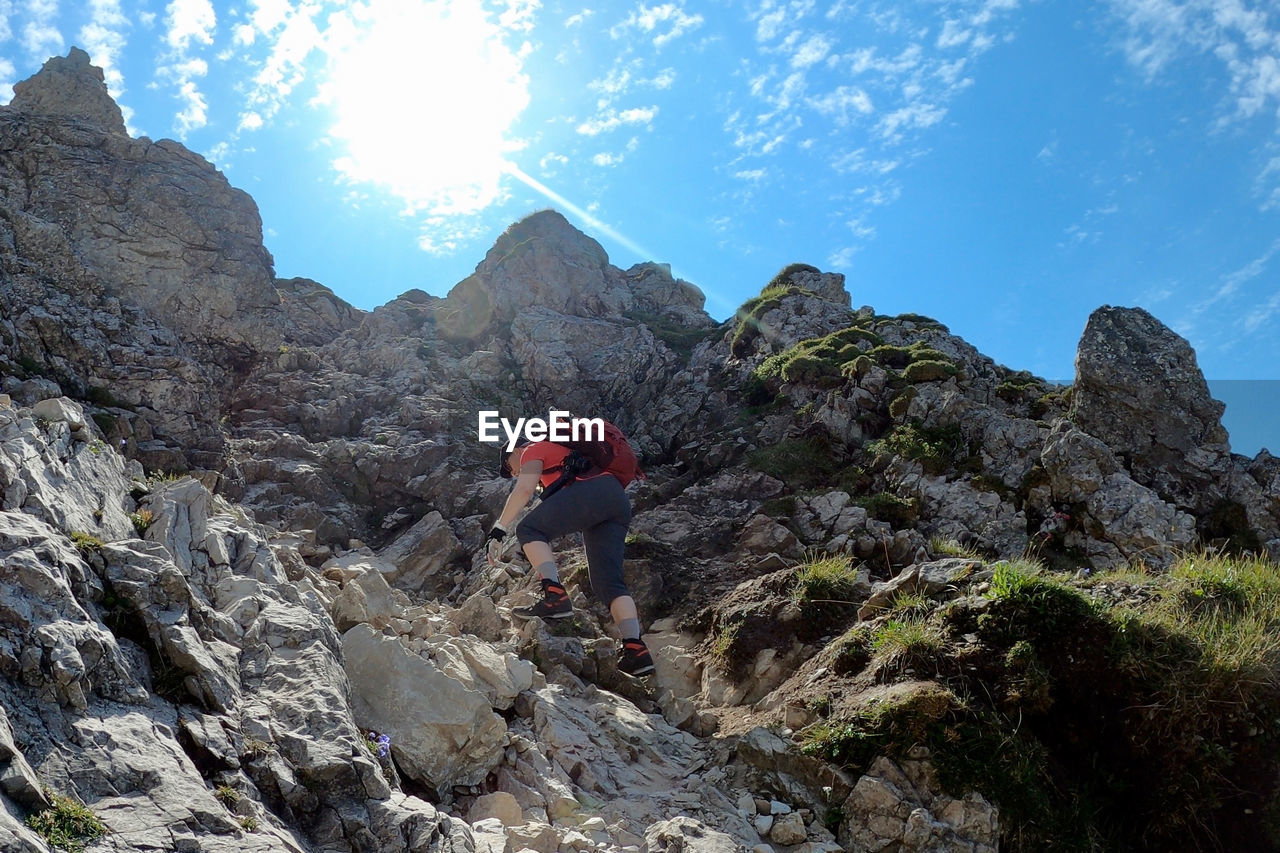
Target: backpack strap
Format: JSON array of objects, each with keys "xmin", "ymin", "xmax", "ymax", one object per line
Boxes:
[{"xmin": 538, "ymin": 450, "xmax": 595, "ymax": 499}]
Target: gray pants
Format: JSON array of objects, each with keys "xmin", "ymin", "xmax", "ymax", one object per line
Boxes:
[{"xmin": 516, "ymin": 475, "xmax": 632, "ymax": 604}]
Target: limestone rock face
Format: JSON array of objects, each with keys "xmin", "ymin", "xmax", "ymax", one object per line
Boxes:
[
  {"xmin": 9, "ymin": 47, "xmax": 126, "ymax": 135},
  {"xmin": 1072, "ymin": 306, "xmax": 1229, "ymax": 512},
  {"xmin": 342, "ymin": 623, "xmax": 506, "ymax": 791},
  {"xmin": 439, "ymin": 210, "xmax": 631, "ymax": 332},
  {"xmin": 840, "ymin": 752, "xmax": 998, "ymax": 853}
]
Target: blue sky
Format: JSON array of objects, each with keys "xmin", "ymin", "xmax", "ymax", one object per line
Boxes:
[{"xmin": 2, "ymin": 0, "xmax": 1278, "ymax": 454}]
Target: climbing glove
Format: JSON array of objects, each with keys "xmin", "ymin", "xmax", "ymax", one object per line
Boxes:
[{"xmin": 486, "ymin": 524, "xmax": 508, "ymax": 565}]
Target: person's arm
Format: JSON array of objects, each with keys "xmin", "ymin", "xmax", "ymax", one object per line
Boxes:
[{"xmin": 495, "ymin": 459, "xmax": 543, "ymax": 530}]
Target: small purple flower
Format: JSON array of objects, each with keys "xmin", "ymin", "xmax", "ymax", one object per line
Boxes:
[{"xmin": 366, "ymin": 731, "xmax": 391, "ymax": 758}]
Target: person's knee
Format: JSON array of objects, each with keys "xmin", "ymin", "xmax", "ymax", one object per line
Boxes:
[
  {"xmin": 596, "ymin": 577, "xmax": 630, "ymax": 604},
  {"xmin": 515, "ymin": 516, "xmax": 547, "ymax": 545}
]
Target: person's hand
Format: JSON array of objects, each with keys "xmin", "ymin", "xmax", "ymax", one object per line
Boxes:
[{"xmin": 486, "ymin": 524, "xmax": 507, "ymax": 566}]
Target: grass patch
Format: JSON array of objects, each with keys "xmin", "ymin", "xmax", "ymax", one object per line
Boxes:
[
  {"xmin": 791, "ymin": 552, "xmax": 1280, "ymax": 850},
  {"xmin": 745, "ymin": 435, "xmax": 845, "ymax": 491},
  {"xmin": 767, "ymin": 262, "xmax": 821, "ymax": 290},
  {"xmin": 626, "ymin": 309, "xmax": 721, "ymax": 360},
  {"xmin": 730, "ymin": 284, "xmax": 809, "ymax": 357},
  {"xmin": 70, "ymin": 531, "xmax": 104, "ymax": 556},
  {"xmin": 867, "ymin": 420, "xmax": 964, "ymax": 475},
  {"xmin": 708, "ymin": 620, "xmax": 742, "ymax": 669},
  {"xmin": 902, "ymin": 359, "xmax": 958, "ymax": 383},
  {"xmin": 931, "ymin": 536, "xmax": 983, "ymax": 560},
  {"xmin": 25, "ymin": 793, "xmax": 106, "ymax": 852},
  {"xmin": 855, "ymin": 492, "xmax": 919, "ymax": 528},
  {"xmin": 871, "ymin": 615, "xmax": 945, "ymax": 673},
  {"xmin": 884, "ymin": 590, "xmax": 933, "ymax": 619},
  {"xmin": 977, "ymin": 552, "xmax": 1280, "ymax": 850},
  {"xmin": 129, "ymin": 509, "xmax": 155, "ymax": 536},
  {"xmin": 752, "ymin": 324, "xmax": 885, "ymax": 389},
  {"xmin": 799, "ymin": 685, "xmax": 956, "ymax": 771},
  {"xmin": 792, "ymin": 553, "xmax": 862, "ymax": 604},
  {"xmin": 831, "ymin": 626, "xmax": 874, "ymax": 675}
]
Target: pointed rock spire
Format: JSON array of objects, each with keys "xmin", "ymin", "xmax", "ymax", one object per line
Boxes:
[{"xmin": 9, "ymin": 47, "xmax": 127, "ymax": 137}]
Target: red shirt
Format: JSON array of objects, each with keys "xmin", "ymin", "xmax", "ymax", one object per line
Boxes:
[
  {"xmin": 518, "ymin": 442, "xmax": 573, "ymax": 490},
  {"xmin": 518, "ymin": 441, "xmax": 608, "ymax": 489}
]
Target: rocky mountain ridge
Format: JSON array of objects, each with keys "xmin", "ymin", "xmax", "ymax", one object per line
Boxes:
[{"xmin": 2, "ymin": 49, "xmax": 1279, "ymax": 853}]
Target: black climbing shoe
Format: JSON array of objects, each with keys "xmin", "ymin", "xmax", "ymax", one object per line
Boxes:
[
  {"xmin": 512, "ymin": 579, "xmax": 573, "ymax": 621},
  {"xmin": 618, "ymin": 638, "xmax": 655, "ymax": 676}
]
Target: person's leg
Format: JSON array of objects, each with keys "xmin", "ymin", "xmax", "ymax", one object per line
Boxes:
[
  {"xmin": 521, "ymin": 540, "xmax": 558, "ymax": 583},
  {"xmin": 609, "ymin": 596, "xmax": 641, "ymax": 641},
  {"xmin": 577, "ymin": 480, "xmax": 653, "ymax": 676},
  {"xmin": 513, "ymin": 481, "xmax": 617, "ymax": 620}
]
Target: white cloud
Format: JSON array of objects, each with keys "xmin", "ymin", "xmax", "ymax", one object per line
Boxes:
[
  {"xmin": 80, "ymin": 0, "xmax": 131, "ymax": 96},
  {"xmin": 173, "ymin": 78, "xmax": 208, "ymax": 133},
  {"xmin": 735, "ymin": 168, "xmax": 767, "ymax": 181},
  {"xmin": 828, "ymin": 246, "xmax": 858, "ymax": 267},
  {"xmin": 498, "ymin": 0, "xmax": 540, "ymax": 32},
  {"xmin": 877, "ymin": 102, "xmax": 946, "ymax": 141},
  {"xmin": 165, "ymin": 0, "xmax": 216, "ymax": 50},
  {"xmin": 809, "ymin": 85, "xmax": 873, "ymax": 125},
  {"xmin": 649, "ymin": 67, "xmax": 676, "ymax": 88},
  {"xmin": 21, "ymin": 0, "xmax": 64, "ymax": 58},
  {"xmin": 0, "ymin": 58, "xmax": 14, "ymax": 104},
  {"xmin": 247, "ymin": 0, "xmax": 291, "ymax": 33},
  {"xmin": 592, "ymin": 151, "xmax": 622, "ymax": 166},
  {"xmin": 22, "ymin": 23, "xmax": 63, "ymax": 57},
  {"xmin": 847, "ymin": 215, "xmax": 875, "ymax": 239},
  {"xmin": 791, "ymin": 33, "xmax": 832, "ymax": 68},
  {"xmin": 0, "ymin": 0, "xmax": 12, "ymax": 42},
  {"xmin": 576, "ymin": 105, "xmax": 657, "ymax": 135},
  {"xmin": 240, "ymin": 3, "xmax": 321, "ymax": 126},
  {"xmin": 831, "ymin": 147, "xmax": 899, "ymax": 174},
  {"xmin": 540, "ymin": 152, "xmax": 569, "ymax": 170},
  {"xmin": 589, "ymin": 65, "xmax": 633, "ymax": 101},
  {"xmin": 849, "ymin": 44, "xmax": 923, "ymax": 76},
  {"xmin": 1243, "ymin": 289, "xmax": 1280, "ymax": 332},
  {"xmin": 566, "ymin": 9, "xmax": 593, "ymax": 27},
  {"xmin": 937, "ymin": 19, "xmax": 971, "ymax": 48},
  {"xmin": 611, "ymin": 3, "xmax": 703, "ymax": 48},
  {"xmin": 755, "ymin": 4, "xmax": 787, "ymax": 42}
]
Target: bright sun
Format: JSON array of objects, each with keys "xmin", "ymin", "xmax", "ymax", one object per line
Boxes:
[{"xmin": 319, "ymin": 0, "xmax": 530, "ymax": 229}]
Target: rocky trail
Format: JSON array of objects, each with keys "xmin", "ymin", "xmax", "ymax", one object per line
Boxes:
[{"xmin": 0, "ymin": 392, "xmax": 999, "ymax": 853}]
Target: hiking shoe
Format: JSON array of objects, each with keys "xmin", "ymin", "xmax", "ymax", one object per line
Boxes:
[
  {"xmin": 512, "ymin": 579, "xmax": 573, "ymax": 621},
  {"xmin": 618, "ymin": 638, "xmax": 655, "ymax": 677}
]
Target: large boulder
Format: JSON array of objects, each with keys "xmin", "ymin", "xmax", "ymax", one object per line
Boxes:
[
  {"xmin": 342, "ymin": 624, "xmax": 506, "ymax": 791},
  {"xmin": 1071, "ymin": 306, "xmax": 1230, "ymax": 514}
]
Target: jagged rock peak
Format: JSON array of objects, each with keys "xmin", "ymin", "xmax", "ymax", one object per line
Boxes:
[
  {"xmin": 439, "ymin": 208, "xmax": 710, "ymax": 336},
  {"xmin": 8, "ymin": 47, "xmax": 127, "ymax": 137},
  {"xmin": 491, "ymin": 209, "xmax": 608, "ymax": 267},
  {"xmin": 1071, "ymin": 304, "xmax": 1232, "ymax": 514},
  {"xmin": 1072, "ymin": 305, "xmax": 1227, "ymax": 448}
]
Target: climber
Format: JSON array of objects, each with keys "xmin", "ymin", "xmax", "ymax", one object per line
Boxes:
[{"xmin": 488, "ymin": 439, "xmax": 654, "ymax": 677}]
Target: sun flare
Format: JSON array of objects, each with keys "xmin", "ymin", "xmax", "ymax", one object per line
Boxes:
[{"xmin": 319, "ymin": 0, "xmax": 530, "ymax": 220}]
